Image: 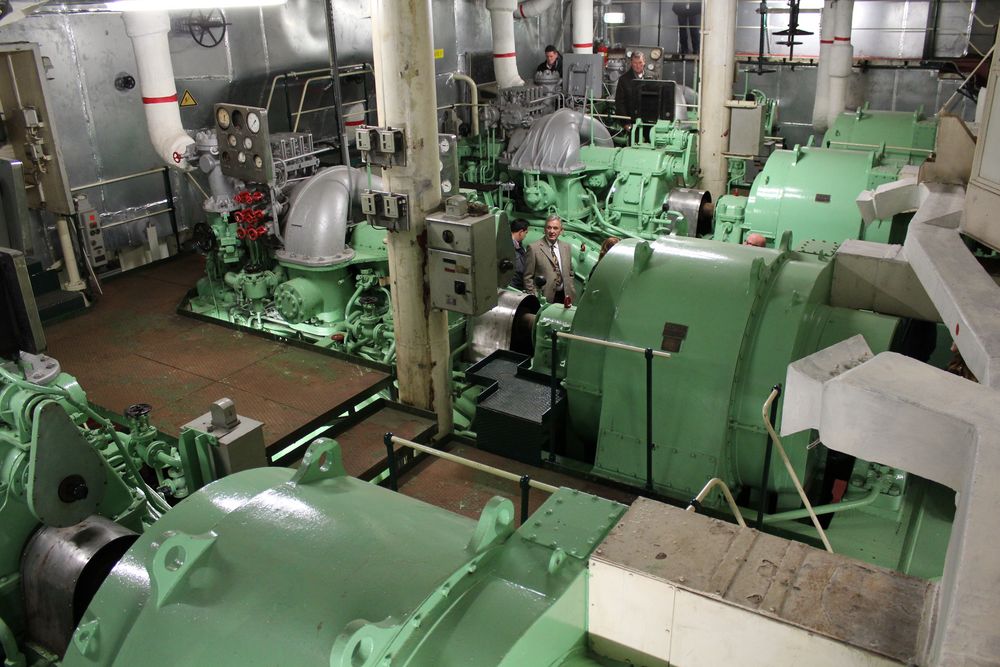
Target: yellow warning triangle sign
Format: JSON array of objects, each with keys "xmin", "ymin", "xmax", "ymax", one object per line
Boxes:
[{"xmin": 180, "ymin": 90, "xmax": 197, "ymax": 107}]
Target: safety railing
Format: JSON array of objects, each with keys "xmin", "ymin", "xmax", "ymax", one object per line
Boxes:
[{"xmin": 383, "ymin": 433, "xmax": 558, "ymax": 525}]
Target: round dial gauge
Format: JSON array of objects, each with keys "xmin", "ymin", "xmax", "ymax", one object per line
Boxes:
[
  {"xmin": 649, "ymin": 47, "xmax": 663, "ymax": 60},
  {"xmin": 216, "ymin": 107, "xmax": 231, "ymax": 130},
  {"xmin": 247, "ymin": 112, "xmax": 261, "ymax": 134},
  {"xmin": 253, "ymin": 155, "xmax": 264, "ymax": 168},
  {"xmin": 646, "ymin": 63, "xmax": 655, "ymax": 72},
  {"xmin": 438, "ymin": 138, "xmax": 451, "ymax": 153},
  {"xmin": 237, "ymin": 151, "xmax": 247, "ymax": 164},
  {"xmin": 243, "ymin": 137, "xmax": 253, "ymax": 150},
  {"xmin": 227, "ymin": 134, "xmax": 238, "ymax": 148}
]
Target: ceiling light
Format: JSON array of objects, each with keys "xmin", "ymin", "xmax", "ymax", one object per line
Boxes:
[
  {"xmin": 105, "ymin": 0, "xmax": 286, "ymax": 10},
  {"xmin": 604, "ymin": 12, "xmax": 625, "ymax": 24}
]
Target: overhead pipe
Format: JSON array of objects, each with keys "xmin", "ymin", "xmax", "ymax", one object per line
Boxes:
[
  {"xmin": 571, "ymin": 0, "xmax": 594, "ymax": 53},
  {"xmin": 372, "ymin": 0, "xmax": 453, "ymax": 433},
  {"xmin": 811, "ymin": 0, "xmax": 835, "ymax": 131},
  {"xmin": 826, "ymin": 0, "xmax": 855, "ymax": 129},
  {"xmin": 122, "ymin": 11, "xmax": 194, "ymax": 169},
  {"xmin": 513, "ymin": 0, "xmax": 554, "ymax": 18},
  {"xmin": 486, "ymin": 0, "xmax": 525, "ymax": 88},
  {"xmin": 698, "ymin": 0, "xmax": 738, "ymax": 201}
]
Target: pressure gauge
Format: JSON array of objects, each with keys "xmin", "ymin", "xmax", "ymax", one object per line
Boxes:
[
  {"xmin": 243, "ymin": 136, "xmax": 253, "ymax": 150},
  {"xmin": 441, "ymin": 179, "xmax": 452, "ymax": 194},
  {"xmin": 247, "ymin": 112, "xmax": 261, "ymax": 134},
  {"xmin": 438, "ymin": 138, "xmax": 451, "ymax": 153},
  {"xmin": 227, "ymin": 134, "xmax": 238, "ymax": 147},
  {"xmin": 253, "ymin": 154, "xmax": 263, "ymax": 169},
  {"xmin": 237, "ymin": 151, "xmax": 247, "ymax": 164},
  {"xmin": 646, "ymin": 63, "xmax": 655, "ymax": 72},
  {"xmin": 216, "ymin": 107, "xmax": 231, "ymax": 130},
  {"xmin": 649, "ymin": 47, "xmax": 663, "ymax": 61}
]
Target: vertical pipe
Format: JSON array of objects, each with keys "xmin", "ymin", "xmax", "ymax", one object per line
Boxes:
[
  {"xmin": 645, "ymin": 347, "xmax": 653, "ymax": 491},
  {"xmin": 56, "ymin": 217, "xmax": 85, "ymax": 291},
  {"xmin": 756, "ymin": 384, "xmax": 781, "ymax": 528},
  {"xmin": 826, "ymin": 0, "xmax": 854, "ymax": 129},
  {"xmin": 812, "ymin": 1, "xmax": 835, "ymax": 130},
  {"xmin": 372, "ymin": 0, "xmax": 453, "ymax": 435},
  {"xmin": 487, "ymin": 0, "xmax": 525, "ymax": 88},
  {"xmin": 571, "ymin": 0, "xmax": 594, "ymax": 53},
  {"xmin": 323, "ymin": 0, "xmax": 351, "ymax": 166},
  {"xmin": 697, "ymin": 0, "xmax": 737, "ymax": 201}
]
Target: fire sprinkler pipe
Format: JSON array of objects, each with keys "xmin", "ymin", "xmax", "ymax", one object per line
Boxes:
[
  {"xmin": 371, "ymin": 0, "xmax": 454, "ymax": 434},
  {"xmin": 571, "ymin": 0, "xmax": 594, "ymax": 53},
  {"xmin": 811, "ymin": 0, "xmax": 835, "ymax": 131},
  {"xmin": 122, "ymin": 11, "xmax": 194, "ymax": 169}
]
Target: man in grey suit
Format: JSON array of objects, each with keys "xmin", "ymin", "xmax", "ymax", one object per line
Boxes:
[{"xmin": 524, "ymin": 214, "xmax": 575, "ymax": 304}]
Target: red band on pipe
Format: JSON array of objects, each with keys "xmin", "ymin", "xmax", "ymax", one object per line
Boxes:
[
  {"xmin": 142, "ymin": 94, "xmax": 179, "ymax": 105},
  {"xmin": 519, "ymin": 4, "xmax": 525, "ymax": 17},
  {"xmin": 493, "ymin": 52, "xmax": 517, "ymax": 58},
  {"xmin": 820, "ymin": 39, "xmax": 834, "ymax": 44},
  {"xmin": 345, "ymin": 120, "xmax": 364, "ymax": 126},
  {"xmin": 573, "ymin": 42, "xmax": 593, "ymax": 48},
  {"xmin": 834, "ymin": 36, "xmax": 850, "ymax": 41}
]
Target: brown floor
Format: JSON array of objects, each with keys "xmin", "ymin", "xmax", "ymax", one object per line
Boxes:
[
  {"xmin": 45, "ymin": 254, "xmax": 390, "ymax": 446},
  {"xmin": 398, "ymin": 442, "xmax": 638, "ymax": 520}
]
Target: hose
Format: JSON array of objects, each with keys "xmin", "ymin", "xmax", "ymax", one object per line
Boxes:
[{"xmin": 761, "ymin": 388, "xmax": 834, "ymax": 553}]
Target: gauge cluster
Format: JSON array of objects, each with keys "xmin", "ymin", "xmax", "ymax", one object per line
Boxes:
[{"xmin": 214, "ymin": 103, "xmax": 275, "ymax": 184}]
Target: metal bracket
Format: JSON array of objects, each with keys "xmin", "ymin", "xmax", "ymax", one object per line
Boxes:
[
  {"xmin": 360, "ymin": 189, "xmax": 410, "ymax": 232},
  {"xmin": 356, "ymin": 125, "xmax": 406, "ymax": 168}
]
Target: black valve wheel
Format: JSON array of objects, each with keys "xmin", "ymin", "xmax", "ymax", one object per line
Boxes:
[{"xmin": 188, "ymin": 9, "xmax": 229, "ymax": 48}]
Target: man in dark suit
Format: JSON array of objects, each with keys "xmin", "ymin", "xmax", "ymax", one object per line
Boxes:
[
  {"xmin": 509, "ymin": 218, "xmax": 529, "ymax": 289},
  {"xmin": 536, "ymin": 45, "xmax": 563, "ymax": 77},
  {"xmin": 614, "ymin": 50, "xmax": 646, "ymax": 131},
  {"xmin": 524, "ymin": 214, "xmax": 575, "ymax": 304}
]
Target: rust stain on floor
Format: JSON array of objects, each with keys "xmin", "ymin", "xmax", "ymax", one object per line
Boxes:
[{"xmin": 46, "ymin": 253, "xmax": 390, "ymax": 445}]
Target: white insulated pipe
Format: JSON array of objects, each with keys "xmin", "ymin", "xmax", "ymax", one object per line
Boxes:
[
  {"xmin": 513, "ymin": 0, "xmax": 554, "ymax": 19},
  {"xmin": 571, "ymin": 0, "xmax": 594, "ymax": 53},
  {"xmin": 372, "ymin": 0, "xmax": 453, "ymax": 434},
  {"xmin": 811, "ymin": 0, "xmax": 836, "ymax": 131},
  {"xmin": 698, "ymin": 0, "xmax": 737, "ymax": 201},
  {"xmin": 826, "ymin": 0, "xmax": 855, "ymax": 130},
  {"xmin": 486, "ymin": 0, "xmax": 525, "ymax": 88},
  {"xmin": 123, "ymin": 11, "xmax": 194, "ymax": 169},
  {"xmin": 56, "ymin": 217, "xmax": 85, "ymax": 291},
  {"xmin": 451, "ymin": 73, "xmax": 480, "ymax": 136}
]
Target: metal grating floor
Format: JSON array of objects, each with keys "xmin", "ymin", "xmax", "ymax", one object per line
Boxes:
[
  {"xmin": 44, "ymin": 253, "xmax": 390, "ymax": 446},
  {"xmin": 398, "ymin": 442, "xmax": 637, "ymax": 520}
]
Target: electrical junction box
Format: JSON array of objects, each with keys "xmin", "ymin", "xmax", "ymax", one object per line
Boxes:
[
  {"xmin": 427, "ymin": 198, "xmax": 502, "ymax": 315},
  {"xmin": 74, "ymin": 196, "xmax": 107, "ymax": 267},
  {"xmin": 179, "ymin": 397, "xmax": 266, "ymax": 477},
  {"xmin": 727, "ymin": 100, "xmax": 766, "ymax": 157}
]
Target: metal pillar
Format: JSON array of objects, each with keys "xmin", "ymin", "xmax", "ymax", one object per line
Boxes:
[
  {"xmin": 371, "ymin": 0, "xmax": 453, "ymax": 435},
  {"xmin": 697, "ymin": 0, "xmax": 737, "ymax": 201}
]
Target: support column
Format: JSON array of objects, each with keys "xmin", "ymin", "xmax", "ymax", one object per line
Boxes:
[
  {"xmin": 371, "ymin": 0, "xmax": 453, "ymax": 434},
  {"xmin": 697, "ymin": 0, "xmax": 737, "ymax": 201}
]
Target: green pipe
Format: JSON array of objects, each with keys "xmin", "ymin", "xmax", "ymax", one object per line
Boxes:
[{"xmin": 741, "ymin": 483, "xmax": 882, "ymax": 525}]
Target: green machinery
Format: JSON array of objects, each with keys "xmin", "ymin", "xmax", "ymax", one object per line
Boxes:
[
  {"xmin": 0, "ymin": 352, "xmax": 228, "ymax": 665},
  {"xmin": 714, "ymin": 109, "xmax": 938, "ymax": 248},
  {"xmin": 52, "ymin": 439, "xmax": 623, "ymax": 666},
  {"xmin": 473, "ymin": 235, "xmax": 952, "ymax": 576}
]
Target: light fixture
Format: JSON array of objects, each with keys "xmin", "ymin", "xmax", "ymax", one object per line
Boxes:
[
  {"xmin": 604, "ymin": 12, "xmax": 625, "ymax": 25},
  {"xmin": 104, "ymin": 0, "xmax": 286, "ymax": 10}
]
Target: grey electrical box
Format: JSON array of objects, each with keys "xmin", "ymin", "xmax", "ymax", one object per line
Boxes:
[
  {"xmin": 727, "ymin": 100, "xmax": 766, "ymax": 157},
  {"xmin": 180, "ymin": 397, "xmax": 266, "ymax": 477},
  {"xmin": 75, "ymin": 196, "xmax": 107, "ymax": 267},
  {"xmin": 562, "ymin": 53, "xmax": 604, "ymax": 100},
  {"xmin": 428, "ymin": 198, "xmax": 503, "ymax": 315}
]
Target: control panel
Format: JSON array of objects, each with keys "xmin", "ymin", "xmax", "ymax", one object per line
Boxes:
[
  {"xmin": 214, "ymin": 103, "xmax": 275, "ymax": 184},
  {"xmin": 427, "ymin": 196, "xmax": 511, "ymax": 315},
  {"xmin": 75, "ymin": 196, "xmax": 107, "ymax": 267}
]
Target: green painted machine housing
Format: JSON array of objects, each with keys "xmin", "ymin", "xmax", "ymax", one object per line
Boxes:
[
  {"xmin": 713, "ymin": 109, "xmax": 938, "ymax": 248},
  {"xmin": 822, "ymin": 107, "xmax": 937, "ymax": 169},
  {"xmin": 63, "ymin": 439, "xmax": 626, "ymax": 667},
  {"xmin": 554, "ymin": 236, "xmax": 901, "ymax": 506}
]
